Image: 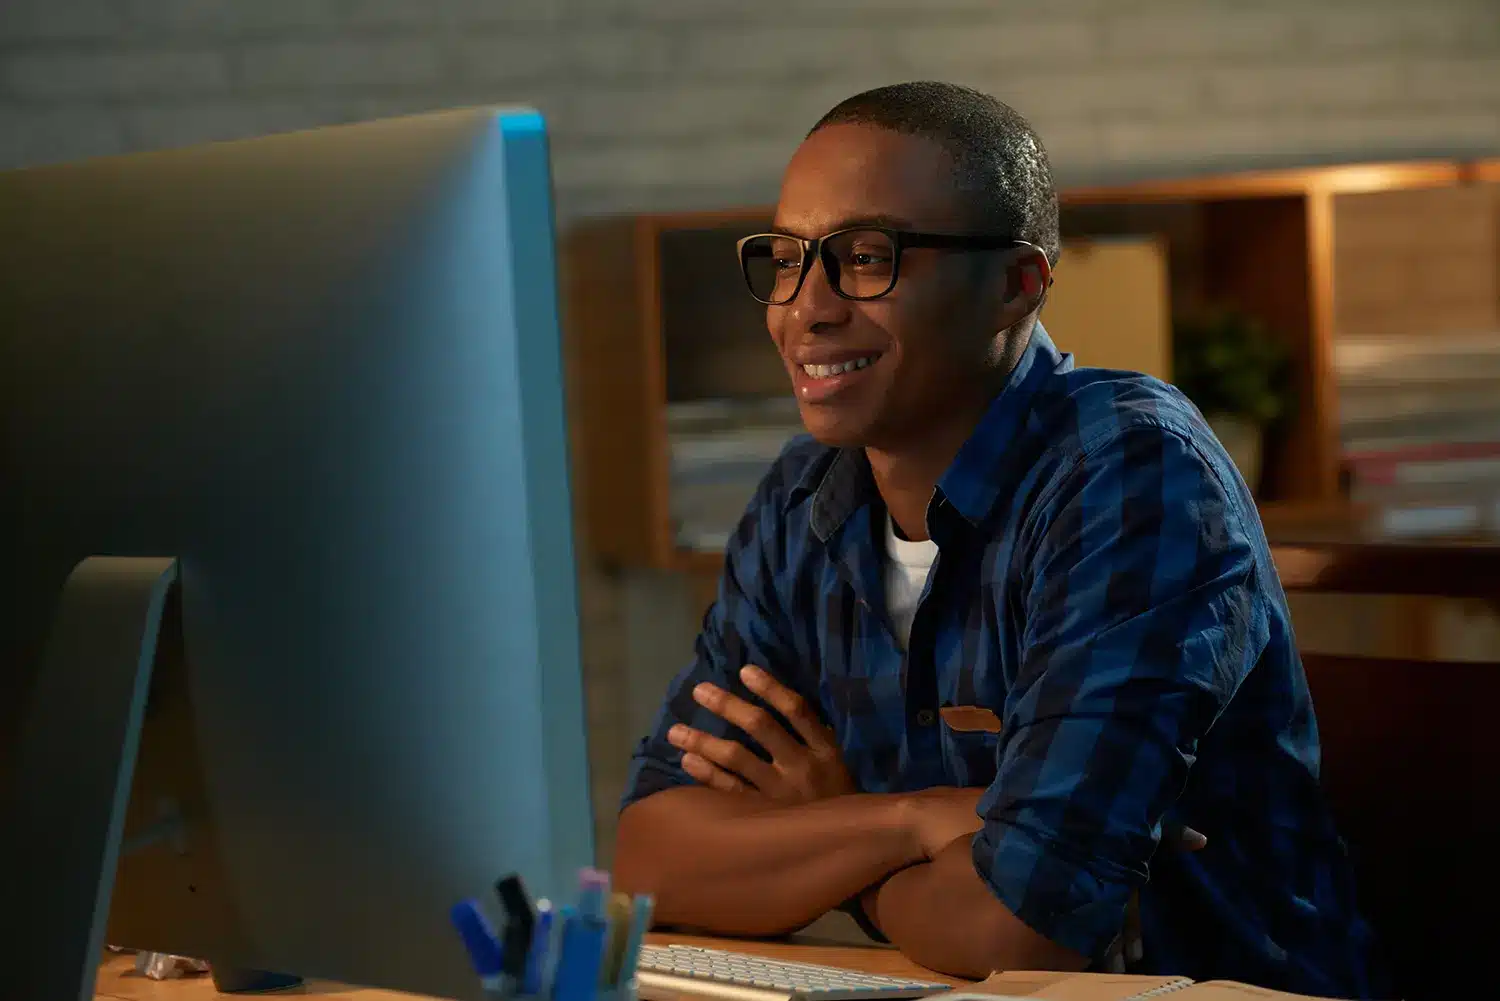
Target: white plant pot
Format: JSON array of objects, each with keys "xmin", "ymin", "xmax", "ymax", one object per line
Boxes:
[{"xmin": 1207, "ymin": 415, "xmax": 1264, "ymax": 495}]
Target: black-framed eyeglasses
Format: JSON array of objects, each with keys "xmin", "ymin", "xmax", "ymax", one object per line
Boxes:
[{"xmin": 735, "ymin": 227, "xmax": 1048, "ymax": 306}]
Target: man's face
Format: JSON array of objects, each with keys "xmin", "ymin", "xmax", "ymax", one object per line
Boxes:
[{"xmin": 766, "ymin": 123, "xmax": 1006, "ymax": 450}]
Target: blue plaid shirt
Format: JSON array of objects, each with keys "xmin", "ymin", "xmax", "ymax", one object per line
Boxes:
[{"xmin": 623, "ymin": 326, "xmax": 1384, "ymax": 998}]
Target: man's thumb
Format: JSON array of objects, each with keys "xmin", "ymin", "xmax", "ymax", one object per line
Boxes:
[{"xmin": 1173, "ymin": 824, "xmax": 1208, "ymax": 852}]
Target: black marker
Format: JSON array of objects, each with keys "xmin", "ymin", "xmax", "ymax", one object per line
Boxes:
[{"xmin": 494, "ymin": 874, "xmax": 537, "ymax": 988}]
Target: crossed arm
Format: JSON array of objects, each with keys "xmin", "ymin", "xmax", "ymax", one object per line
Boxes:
[
  {"xmin": 613, "ymin": 667, "xmax": 1085, "ymax": 976},
  {"xmin": 616, "ymin": 427, "xmax": 1257, "ymax": 978}
]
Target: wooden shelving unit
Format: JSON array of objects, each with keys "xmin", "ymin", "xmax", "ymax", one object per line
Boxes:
[
  {"xmin": 564, "ymin": 206, "xmax": 774, "ymax": 576},
  {"xmin": 1470, "ymin": 158, "xmax": 1500, "ymax": 184},
  {"xmin": 564, "ymin": 159, "xmax": 1500, "ymax": 575}
]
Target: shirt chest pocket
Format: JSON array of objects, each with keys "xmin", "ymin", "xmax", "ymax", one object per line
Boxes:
[{"xmin": 939, "ymin": 718, "xmax": 1002, "ymax": 787}]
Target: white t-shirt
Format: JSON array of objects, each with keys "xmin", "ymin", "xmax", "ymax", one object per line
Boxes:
[{"xmin": 883, "ymin": 513, "xmax": 939, "ymax": 649}]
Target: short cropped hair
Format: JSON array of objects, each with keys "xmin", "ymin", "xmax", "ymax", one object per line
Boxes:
[{"xmin": 810, "ymin": 82, "xmax": 1060, "ymax": 265}]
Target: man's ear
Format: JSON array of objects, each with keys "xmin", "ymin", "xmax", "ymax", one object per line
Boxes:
[
  {"xmin": 1009, "ymin": 249, "xmax": 1052, "ymax": 312},
  {"xmin": 993, "ymin": 249, "xmax": 1052, "ymax": 329}
]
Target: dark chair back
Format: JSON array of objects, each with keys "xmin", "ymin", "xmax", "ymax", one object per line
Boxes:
[{"xmin": 1273, "ymin": 539, "xmax": 1499, "ymax": 1000}]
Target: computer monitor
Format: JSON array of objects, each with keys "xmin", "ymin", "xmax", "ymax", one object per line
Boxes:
[{"xmin": 0, "ymin": 106, "xmax": 595, "ymax": 1000}]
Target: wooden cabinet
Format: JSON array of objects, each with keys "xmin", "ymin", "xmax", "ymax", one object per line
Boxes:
[{"xmin": 1042, "ymin": 236, "xmax": 1171, "ymax": 380}]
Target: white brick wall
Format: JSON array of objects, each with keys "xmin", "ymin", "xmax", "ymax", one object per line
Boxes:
[
  {"xmin": 5, "ymin": 48, "xmax": 230, "ymax": 99},
  {"xmin": 2, "ymin": 0, "xmax": 1497, "ymax": 221}
]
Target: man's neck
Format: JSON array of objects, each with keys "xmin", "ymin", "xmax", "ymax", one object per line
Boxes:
[
  {"xmin": 867, "ymin": 323, "xmax": 1034, "ymax": 543},
  {"xmin": 866, "ymin": 403, "xmax": 988, "ymax": 543}
]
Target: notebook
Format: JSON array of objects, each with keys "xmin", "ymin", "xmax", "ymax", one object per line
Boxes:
[{"xmin": 953, "ymin": 969, "xmax": 1359, "ymax": 1001}]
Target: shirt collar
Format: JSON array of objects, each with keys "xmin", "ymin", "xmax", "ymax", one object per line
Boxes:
[
  {"xmin": 785, "ymin": 446, "xmax": 873, "ymax": 543},
  {"xmin": 938, "ymin": 322, "xmax": 1069, "ymax": 525},
  {"xmin": 787, "ymin": 322, "xmax": 1071, "ymax": 542}
]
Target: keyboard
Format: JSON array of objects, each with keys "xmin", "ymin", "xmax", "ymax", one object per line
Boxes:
[{"xmin": 634, "ymin": 943, "xmax": 952, "ymax": 1001}]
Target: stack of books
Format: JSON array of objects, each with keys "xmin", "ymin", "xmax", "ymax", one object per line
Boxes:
[
  {"xmin": 668, "ymin": 398, "xmax": 804, "ymax": 552},
  {"xmin": 1330, "ymin": 183, "xmax": 1500, "ymax": 538},
  {"xmin": 1337, "ymin": 331, "xmax": 1500, "ymax": 538}
]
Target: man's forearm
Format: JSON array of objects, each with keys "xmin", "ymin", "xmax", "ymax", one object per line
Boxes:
[
  {"xmin": 863, "ymin": 839, "xmax": 1087, "ymax": 979},
  {"xmin": 614, "ymin": 786, "xmax": 918, "ymax": 937}
]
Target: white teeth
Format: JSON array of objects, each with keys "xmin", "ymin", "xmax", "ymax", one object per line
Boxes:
[{"xmin": 802, "ymin": 355, "xmax": 876, "ymax": 379}]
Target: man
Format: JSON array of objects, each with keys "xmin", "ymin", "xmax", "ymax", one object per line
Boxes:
[{"xmin": 614, "ymin": 82, "xmax": 1384, "ymax": 998}]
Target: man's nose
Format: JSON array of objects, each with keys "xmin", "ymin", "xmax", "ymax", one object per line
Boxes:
[{"xmin": 786, "ymin": 255, "xmax": 850, "ymax": 333}]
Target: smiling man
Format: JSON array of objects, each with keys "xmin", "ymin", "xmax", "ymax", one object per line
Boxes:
[{"xmin": 613, "ymin": 82, "xmax": 1384, "ymax": 998}]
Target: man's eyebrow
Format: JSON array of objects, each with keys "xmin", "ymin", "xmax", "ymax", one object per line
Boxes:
[{"xmin": 770, "ymin": 214, "xmax": 919, "ymax": 238}]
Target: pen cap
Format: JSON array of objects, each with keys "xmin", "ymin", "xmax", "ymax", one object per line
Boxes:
[
  {"xmin": 602, "ymin": 893, "xmax": 633, "ymax": 987},
  {"xmin": 495, "ymin": 874, "xmax": 535, "ymax": 933},
  {"xmin": 617, "ymin": 893, "xmax": 654, "ymax": 985},
  {"xmin": 521, "ymin": 899, "xmax": 556, "ymax": 996},
  {"xmin": 495, "ymin": 873, "xmax": 536, "ymax": 976},
  {"xmin": 449, "ymin": 899, "xmax": 504, "ymax": 978},
  {"xmin": 577, "ymin": 868, "xmax": 610, "ymax": 906}
]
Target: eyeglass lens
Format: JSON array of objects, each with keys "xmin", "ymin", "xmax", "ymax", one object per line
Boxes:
[{"xmin": 741, "ymin": 229, "xmax": 898, "ymax": 304}]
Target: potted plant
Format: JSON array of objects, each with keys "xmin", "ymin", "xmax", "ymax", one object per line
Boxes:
[{"xmin": 1170, "ymin": 307, "xmax": 1293, "ymax": 495}]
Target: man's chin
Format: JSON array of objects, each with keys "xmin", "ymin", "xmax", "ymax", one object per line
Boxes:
[{"xmin": 799, "ymin": 408, "xmax": 873, "ymax": 450}]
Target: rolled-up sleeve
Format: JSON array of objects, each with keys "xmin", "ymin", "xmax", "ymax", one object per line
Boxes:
[
  {"xmin": 972, "ymin": 424, "xmax": 1270, "ymax": 962},
  {"xmin": 620, "ymin": 467, "xmax": 811, "ymax": 811}
]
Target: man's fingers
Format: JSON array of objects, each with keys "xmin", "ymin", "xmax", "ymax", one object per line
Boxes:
[
  {"xmin": 1169, "ymin": 824, "xmax": 1208, "ymax": 852},
  {"xmin": 669, "ymin": 723, "xmax": 776, "ymax": 788},
  {"xmin": 1124, "ymin": 890, "xmax": 1144, "ymax": 964},
  {"xmin": 692, "ymin": 682, "xmax": 800, "ymax": 760},
  {"xmin": 738, "ymin": 665, "xmax": 838, "ymax": 752},
  {"xmin": 680, "ymin": 752, "xmax": 751, "ymax": 794}
]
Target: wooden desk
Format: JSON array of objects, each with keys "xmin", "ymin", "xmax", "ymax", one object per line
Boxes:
[
  {"xmin": 94, "ymin": 935, "xmax": 965, "ymax": 999},
  {"xmin": 1262, "ymin": 501, "xmax": 1500, "ymax": 592}
]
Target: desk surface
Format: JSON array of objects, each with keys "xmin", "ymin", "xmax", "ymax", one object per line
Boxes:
[
  {"xmin": 1261, "ymin": 503, "xmax": 1500, "ymax": 601},
  {"xmin": 93, "ymin": 935, "xmax": 966, "ymax": 1000}
]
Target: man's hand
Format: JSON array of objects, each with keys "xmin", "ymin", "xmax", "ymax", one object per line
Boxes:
[
  {"xmin": 858, "ymin": 787, "xmax": 986, "ymax": 929},
  {"xmin": 1109, "ymin": 822, "xmax": 1209, "ymax": 971},
  {"xmin": 666, "ymin": 665, "xmax": 856, "ymax": 805}
]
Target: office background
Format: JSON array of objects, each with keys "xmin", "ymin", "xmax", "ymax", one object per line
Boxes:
[{"xmin": 4, "ymin": 0, "xmax": 1499, "ymax": 860}]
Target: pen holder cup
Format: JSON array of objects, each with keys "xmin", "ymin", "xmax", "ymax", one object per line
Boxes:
[
  {"xmin": 596, "ymin": 980, "xmax": 638, "ymax": 1001},
  {"xmin": 519, "ymin": 978, "xmax": 636, "ymax": 1001}
]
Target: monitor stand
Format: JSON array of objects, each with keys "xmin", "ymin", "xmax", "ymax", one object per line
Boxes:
[{"xmin": 2, "ymin": 556, "xmax": 178, "ymax": 1001}]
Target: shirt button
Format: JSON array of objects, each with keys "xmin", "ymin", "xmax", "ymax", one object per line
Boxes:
[{"xmin": 915, "ymin": 709, "xmax": 936, "ymax": 726}]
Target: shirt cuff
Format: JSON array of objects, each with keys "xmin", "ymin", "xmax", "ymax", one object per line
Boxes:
[
  {"xmin": 619, "ymin": 741, "xmax": 693, "ymax": 813},
  {"xmin": 836, "ymin": 895, "xmax": 891, "ymax": 945},
  {"xmin": 970, "ymin": 820, "xmax": 1133, "ymax": 963}
]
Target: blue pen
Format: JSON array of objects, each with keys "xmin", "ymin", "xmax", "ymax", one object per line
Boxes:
[
  {"xmin": 549, "ymin": 903, "xmax": 607, "ymax": 1001},
  {"xmin": 450, "ymin": 899, "xmax": 513, "ymax": 999},
  {"xmin": 523, "ymin": 898, "xmax": 556, "ymax": 995},
  {"xmin": 616, "ymin": 894, "xmax": 655, "ymax": 989}
]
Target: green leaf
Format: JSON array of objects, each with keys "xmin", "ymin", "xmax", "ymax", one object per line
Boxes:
[{"xmin": 1170, "ymin": 306, "xmax": 1294, "ymax": 428}]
